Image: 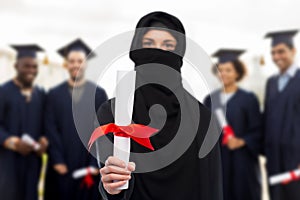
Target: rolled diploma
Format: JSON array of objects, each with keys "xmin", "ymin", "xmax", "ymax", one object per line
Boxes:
[
  {"xmin": 72, "ymin": 166, "xmax": 98, "ymax": 179},
  {"xmin": 114, "ymin": 70, "xmax": 136, "ymax": 190},
  {"xmin": 22, "ymin": 133, "xmax": 41, "ymax": 151},
  {"xmin": 215, "ymin": 108, "xmax": 228, "ymax": 128},
  {"xmin": 269, "ymin": 169, "xmax": 300, "ymax": 185}
]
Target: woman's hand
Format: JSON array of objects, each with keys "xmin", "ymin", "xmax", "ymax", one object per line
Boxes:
[
  {"xmin": 227, "ymin": 137, "xmax": 245, "ymax": 150},
  {"xmin": 100, "ymin": 156, "xmax": 135, "ymax": 195}
]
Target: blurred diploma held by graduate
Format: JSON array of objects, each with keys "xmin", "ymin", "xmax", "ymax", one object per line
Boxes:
[
  {"xmin": 214, "ymin": 108, "xmax": 235, "ymax": 145},
  {"xmin": 269, "ymin": 168, "xmax": 300, "ymax": 186}
]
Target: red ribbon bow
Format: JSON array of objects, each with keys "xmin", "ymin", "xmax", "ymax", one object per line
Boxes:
[
  {"xmin": 222, "ymin": 125, "xmax": 235, "ymax": 145},
  {"xmin": 88, "ymin": 123, "xmax": 158, "ymax": 151},
  {"xmin": 282, "ymin": 171, "xmax": 300, "ymax": 185},
  {"xmin": 81, "ymin": 168, "xmax": 94, "ymax": 189}
]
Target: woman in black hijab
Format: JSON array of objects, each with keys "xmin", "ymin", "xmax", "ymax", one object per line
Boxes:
[{"xmin": 97, "ymin": 11, "xmax": 223, "ymax": 200}]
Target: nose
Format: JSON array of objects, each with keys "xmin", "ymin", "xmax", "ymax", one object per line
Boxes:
[
  {"xmin": 27, "ymin": 66, "xmax": 37, "ymax": 74},
  {"xmin": 272, "ymin": 52, "xmax": 281, "ymax": 61},
  {"xmin": 72, "ymin": 62, "xmax": 81, "ymax": 69},
  {"xmin": 155, "ymin": 44, "xmax": 161, "ymax": 49}
]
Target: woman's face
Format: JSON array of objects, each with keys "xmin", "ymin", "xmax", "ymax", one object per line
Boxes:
[
  {"xmin": 217, "ymin": 62, "xmax": 239, "ymax": 86},
  {"xmin": 142, "ymin": 29, "xmax": 177, "ymax": 51}
]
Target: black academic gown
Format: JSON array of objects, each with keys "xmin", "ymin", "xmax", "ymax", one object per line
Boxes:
[
  {"xmin": 204, "ymin": 88, "xmax": 262, "ymax": 200},
  {"xmin": 44, "ymin": 81, "xmax": 107, "ymax": 200},
  {"xmin": 97, "ymin": 91, "xmax": 223, "ymax": 200},
  {"xmin": 264, "ymin": 69, "xmax": 300, "ymax": 200},
  {"xmin": 0, "ymin": 80, "xmax": 45, "ymax": 200}
]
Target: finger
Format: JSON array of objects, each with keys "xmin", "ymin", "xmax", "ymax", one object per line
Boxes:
[
  {"xmin": 102, "ymin": 174, "xmax": 131, "ymax": 182},
  {"xmin": 106, "ymin": 156, "xmax": 126, "ymax": 168},
  {"xmin": 127, "ymin": 162, "xmax": 136, "ymax": 172},
  {"xmin": 21, "ymin": 141, "xmax": 32, "ymax": 147},
  {"xmin": 23, "ymin": 145, "xmax": 33, "ymax": 151},
  {"xmin": 101, "ymin": 165, "xmax": 131, "ymax": 175},
  {"xmin": 105, "ymin": 180, "xmax": 127, "ymax": 190}
]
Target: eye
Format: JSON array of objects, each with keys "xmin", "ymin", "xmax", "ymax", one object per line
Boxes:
[
  {"xmin": 69, "ymin": 59, "xmax": 75, "ymax": 64},
  {"xmin": 163, "ymin": 43, "xmax": 176, "ymax": 50},
  {"xmin": 166, "ymin": 44, "xmax": 174, "ymax": 48},
  {"xmin": 142, "ymin": 41, "xmax": 153, "ymax": 47}
]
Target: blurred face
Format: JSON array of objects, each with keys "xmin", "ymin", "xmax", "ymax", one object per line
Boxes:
[
  {"xmin": 271, "ymin": 43, "xmax": 296, "ymax": 72},
  {"xmin": 142, "ymin": 29, "xmax": 177, "ymax": 51},
  {"xmin": 66, "ymin": 51, "xmax": 87, "ymax": 81},
  {"xmin": 15, "ymin": 57, "xmax": 38, "ymax": 87},
  {"xmin": 217, "ymin": 62, "xmax": 239, "ymax": 86}
]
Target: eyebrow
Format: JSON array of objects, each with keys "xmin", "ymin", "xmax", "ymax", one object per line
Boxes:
[
  {"xmin": 163, "ymin": 39, "xmax": 176, "ymax": 43},
  {"xmin": 143, "ymin": 38, "xmax": 154, "ymax": 41},
  {"xmin": 143, "ymin": 38, "xmax": 176, "ymax": 43}
]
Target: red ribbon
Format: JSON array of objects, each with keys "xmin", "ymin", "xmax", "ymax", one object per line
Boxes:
[
  {"xmin": 282, "ymin": 171, "xmax": 300, "ymax": 185},
  {"xmin": 88, "ymin": 123, "xmax": 158, "ymax": 151},
  {"xmin": 81, "ymin": 168, "xmax": 94, "ymax": 189},
  {"xmin": 222, "ymin": 125, "xmax": 235, "ymax": 145}
]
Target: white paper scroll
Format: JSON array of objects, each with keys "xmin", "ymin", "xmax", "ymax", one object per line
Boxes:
[
  {"xmin": 269, "ymin": 169, "xmax": 300, "ymax": 186},
  {"xmin": 22, "ymin": 133, "xmax": 41, "ymax": 151},
  {"xmin": 215, "ymin": 108, "xmax": 228, "ymax": 128},
  {"xmin": 72, "ymin": 166, "xmax": 98, "ymax": 179},
  {"xmin": 114, "ymin": 70, "xmax": 136, "ymax": 190}
]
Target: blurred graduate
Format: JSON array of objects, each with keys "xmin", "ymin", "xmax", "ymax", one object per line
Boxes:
[
  {"xmin": 263, "ymin": 30, "xmax": 300, "ymax": 200},
  {"xmin": 44, "ymin": 39, "xmax": 107, "ymax": 200},
  {"xmin": 0, "ymin": 45, "xmax": 48, "ymax": 200},
  {"xmin": 204, "ymin": 49, "xmax": 262, "ymax": 200}
]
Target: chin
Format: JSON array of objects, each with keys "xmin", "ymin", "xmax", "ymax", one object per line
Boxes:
[
  {"xmin": 222, "ymin": 80, "xmax": 229, "ymax": 85},
  {"xmin": 71, "ymin": 74, "xmax": 78, "ymax": 79},
  {"xmin": 277, "ymin": 65, "xmax": 288, "ymax": 72},
  {"xmin": 24, "ymin": 80, "xmax": 34, "ymax": 87}
]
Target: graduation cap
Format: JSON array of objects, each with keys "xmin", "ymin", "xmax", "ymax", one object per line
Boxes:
[
  {"xmin": 265, "ymin": 30, "xmax": 299, "ymax": 47},
  {"xmin": 57, "ymin": 38, "xmax": 96, "ymax": 60},
  {"xmin": 11, "ymin": 44, "xmax": 44, "ymax": 59},
  {"xmin": 212, "ymin": 49, "xmax": 245, "ymax": 64}
]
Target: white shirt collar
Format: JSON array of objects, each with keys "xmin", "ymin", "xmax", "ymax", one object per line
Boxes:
[{"xmin": 281, "ymin": 64, "xmax": 298, "ymax": 77}]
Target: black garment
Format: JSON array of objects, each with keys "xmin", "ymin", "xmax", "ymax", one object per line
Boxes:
[
  {"xmin": 44, "ymin": 81, "xmax": 107, "ymax": 200},
  {"xmin": 0, "ymin": 80, "xmax": 45, "ymax": 200},
  {"xmin": 97, "ymin": 11, "xmax": 223, "ymax": 200}
]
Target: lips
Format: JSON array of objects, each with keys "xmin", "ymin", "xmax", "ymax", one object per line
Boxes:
[
  {"xmin": 275, "ymin": 60, "xmax": 284, "ymax": 66},
  {"xmin": 25, "ymin": 74, "xmax": 35, "ymax": 80}
]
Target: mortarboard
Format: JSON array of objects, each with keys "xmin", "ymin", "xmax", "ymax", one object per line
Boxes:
[
  {"xmin": 265, "ymin": 30, "xmax": 298, "ymax": 47},
  {"xmin": 212, "ymin": 49, "xmax": 245, "ymax": 64},
  {"xmin": 57, "ymin": 38, "xmax": 96, "ymax": 59},
  {"xmin": 11, "ymin": 44, "xmax": 44, "ymax": 59}
]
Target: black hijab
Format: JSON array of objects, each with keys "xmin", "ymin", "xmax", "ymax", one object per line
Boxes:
[
  {"xmin": 98, "ymin": 11, "xmax": 222, "ymax": 200},
  {"xmin": 129, "ymin": 11, "xmax": 186, "ymax": 146}
]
